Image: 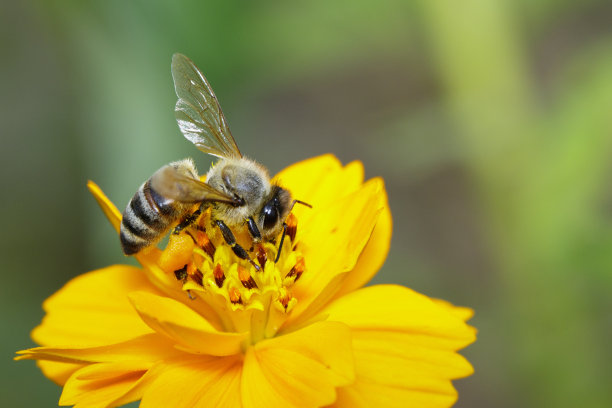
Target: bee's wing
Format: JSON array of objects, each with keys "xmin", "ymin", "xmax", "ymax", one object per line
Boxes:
[
  {"xmin": 172, "ymin": 53, "xmax": 242, "ymax": 159},
  {"xmin": 150, "ymin": 165, "xmax": 237, "ymax": 204}
]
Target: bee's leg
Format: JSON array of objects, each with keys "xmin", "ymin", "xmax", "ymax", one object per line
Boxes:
[
  {"xmin": 275, "ymin": 223, "xmax": 288, "ymax": 263},
  {"xmin": 215, "ymin": 220, "xmax": 260, "ymax": 271},
  {"xmin": 246, "ymin": 217, "xmax": 262, "ymax": 244},
  {"xmin": 173, "ymin": 205, "xmax": 203, "ymax": 235}
]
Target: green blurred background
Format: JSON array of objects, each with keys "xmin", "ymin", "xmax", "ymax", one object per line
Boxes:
[{"xmin": 2, "ymin": 0, "xmax": 612, "ymax": 407}]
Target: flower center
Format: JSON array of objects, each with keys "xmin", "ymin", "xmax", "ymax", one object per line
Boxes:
[{"xmin": 159, "ymin": 209, "xmax": 304, "ymax": 344}]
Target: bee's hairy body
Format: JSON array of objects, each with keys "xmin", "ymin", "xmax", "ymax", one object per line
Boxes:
[
  {"xmin": 119, "ymin": 53, "xmax": 297, "ymax": 260},
  {"xmin": 120, "ymin": 157, "xmax": 292, "ymax": 255},
  {"xmin": 120, "ymin": 160, "xmax": 198, "ymax": 255},
  {"xmin": 206, "ymin": 157, "xmax": 290, "ymax": 239}
]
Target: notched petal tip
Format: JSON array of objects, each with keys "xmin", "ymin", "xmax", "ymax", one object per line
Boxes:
[{"xmin": 87, "ymin": 180, "xmax": 122, "ymax": 233}]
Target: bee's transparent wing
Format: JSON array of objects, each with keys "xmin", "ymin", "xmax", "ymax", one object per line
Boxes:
[
  {"xmin": 150, "ymin": 165, "xmax": 237, "ymax": 204},
  {"xmin": 172, "ymin": 53, "xmax": 242, "ymax": 159}
]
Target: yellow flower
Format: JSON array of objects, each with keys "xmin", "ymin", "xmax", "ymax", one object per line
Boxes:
[{"xmin": 16, "ymin": 154, "xmax": 475, "ymax": 408}]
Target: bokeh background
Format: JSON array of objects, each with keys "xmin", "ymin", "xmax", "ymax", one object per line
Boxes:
[{"xmin": 2, "ymin": 1, "xmax": 612, "ymax": 407}]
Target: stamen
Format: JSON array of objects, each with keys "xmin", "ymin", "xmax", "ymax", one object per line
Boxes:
[
  {"xmin": 188, "ymin": 263, "xmax": 203, "ymax": 286},
  {"xmin": 213, "ymin": 264, "xmax": 225, "ymax": 288},
  {"xmin": 256, "ymin": 244, "xmax": 267, "ymax": 269},
  {"xmin": 278, "ymin": 288, "xmax": 293, "ymax": 311},
  {"xmin": 229, "ymin": 287, "xmax": 242, "ymax": 305},
  {"xmin": 286, "ymin": 256, "xmax": 305, "ymax": 281},
  {"xmin": 286, "ymin": 213, "xmax": 298, "ymax": 242},
  {"xmin": 163, "ymin": 208, "xmax": 307, "ymax": 339},
  {"xmin": 194, "ymin": 229, "xmax": 216, "ymax": 258},
  {"xmin": 238, "ymin": 265, "xmax": 258, "ymax": 290}
]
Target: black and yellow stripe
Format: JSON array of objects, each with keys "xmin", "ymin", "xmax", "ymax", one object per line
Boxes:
[{"xmin": 120, "ymin": 180, "xmax": 177, "ymax": 255}]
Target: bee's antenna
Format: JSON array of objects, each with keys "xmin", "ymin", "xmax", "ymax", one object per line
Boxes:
[
  {"xmin": 275, "ymin": 223, "xmax": 288, "ymax": 264},
  {"xmin": 291, "ymin": 199, "xmax": 312, "ymax": 210}
]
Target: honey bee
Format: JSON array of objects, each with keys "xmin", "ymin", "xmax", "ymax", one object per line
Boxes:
[{"xmin": 120, "ymin": 53, "xmax": 308, "ymax": 266}]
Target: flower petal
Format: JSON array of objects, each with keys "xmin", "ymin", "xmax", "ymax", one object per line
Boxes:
[
  {"xmin": 332, "ymin": 190, "xmax": 392, "ymax": 300},
  {"xmin": 128, "ymin": 291, "xmax": 248, "ymax": 356},
  {"xmin": 37, "ymin": 360, "xmax": 86, "ymax": 386},
  {"xmin": 432, "ymin": 298, "xmax": 475, "ymax": 322},
  {"xmin": 273, "ymin": 155, "xmax": 365, "ymax": 222},
  {"xmin": 322, "ymin": 284, "xmax": 476, "ymax": 349},
  {"xmin": 320, "ymin": 285, "xmax": 475, "ymax": 408},
  {"xmin": 32, "ymin": 265, "xmax": 158, "ymax": 348},
  {"xmin": 334, "ymin": 379, "xmax": 459, "ymax": 408},
  {"xmin": 60, "ymin": 364, "xmax": 146, "ymax": 408},
  {"xmin": 16, "ymin": 334, "xmax": 182, "ymax": 365},
  {"xmin": 241, "ymin": 321, "xmax": 354, "ymax": 408},
  {"xmin": 138, "ymin": 355, "xmax": 243, "ymax": 408},
  {"xmin": 128, "ymin": 355, "xmax": 243, "ymax": 408},
  {"xmin": 284, "ymin": 178, "xmax": 385, "ymax": 328},
  {"xmin": 87, "ymin": 180, "xmax": 122, "ymax": 234}
]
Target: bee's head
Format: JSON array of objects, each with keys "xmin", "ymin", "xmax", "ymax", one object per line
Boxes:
[{"xmin": 259, "ymin": 185, "xmax": 292, "ymax": 239}]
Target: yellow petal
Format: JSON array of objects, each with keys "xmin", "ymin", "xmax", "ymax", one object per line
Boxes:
[
  {"xmin": 321, "ymin": 285, "xmax": 476, "ymax": 349},
  {"xmin": 37, "ymin": 360, "xmax": 86, "ymax": 386},
  {"xmin": 332, "ymin": 189, "xmax": 392, "ymax": 300},
  {"xmin": 60, "ymin": 364, "xmax": 146, "ymax": 408},
  {"xmin": 128, "ymin": 291, "xmax": 248, "ymax": 356},
  {"xmin": 16, "ymin": 334, "xmax": 181, "ymax": 365},
  {"xmin": 284, "ymin": 178, "xmax": 385, "ymax": 329},
  {"xmin": 32, "ymin": 265, "xmax": 158, "ymax": 348},
  {"xmin": 432, "ymin": 298, "xmax": 475, "ymax": 322},
  {"xmin": 139, "ymin": 355, "xmax": 243, "ymax": 408},
  {"xmin": 334, "ymin": 379, "xmax": 458, "ymax": 408},
  {"xmin": 241, "ymin": 321, "xmax": 354, "ymax": 408},
  {"xmin": 273, "ymin": 155, "xmax": 365, "ymax": 222},
  {"xmin": 87, "ymin": 180, "xmax": 122, "ymax": 233},
  {"xmin": 320, "ymin": 285, "xmax": 475, "ymax": 408}
]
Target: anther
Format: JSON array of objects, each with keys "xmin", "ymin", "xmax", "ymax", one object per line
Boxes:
[
  {"xmin": 213, "ymin": 264, "xmax": 225, "ymax": 288},
  {"xmin": 278, "ymin": 289, "xmax": 293, "ymax": 311},
  {"xmin": 229, "ymin": 287, "xmax": 242, "ymax": 305},
  {"xmin": 286, "ymin": 256, "xmax": 305, "ymax": 281},
  {"xmin": 195, "ymin": 229, "xmax": 216, "ymax": 258},
  {"xmin": 286, "ymin": 213, "xmax": 298, "ymax": 242},
  {"xmin": 187, "ymin": 263, "xmax": 203, "ymax": 286},
  {"xmin": 238, "ymin": 265, "xmax": 258, "ymax": 290},
  {"xmin": 256, "ymin": 244, "xmax": 267, "ymax": 269}
]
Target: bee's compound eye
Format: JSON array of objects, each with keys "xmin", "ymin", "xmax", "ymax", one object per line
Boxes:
[{"xmin": 262, "ymin": 201, "xmax": 279, "ymax": 230}]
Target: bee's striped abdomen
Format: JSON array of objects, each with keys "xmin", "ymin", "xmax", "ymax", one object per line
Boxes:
[{"xmin": 120, "ymin": 180, "xmax": 178, "ymax": 255}]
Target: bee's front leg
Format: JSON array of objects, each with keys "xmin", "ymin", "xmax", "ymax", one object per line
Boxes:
[
  {"xmin": 215, "ymin": 220, "xmax": 260, "ymax": 271},
  {"xmin": 245, "ymin": 217, "xmax": 262, "ymax": 244}
]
